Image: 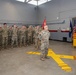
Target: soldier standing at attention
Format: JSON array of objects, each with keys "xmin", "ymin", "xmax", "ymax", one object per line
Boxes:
[
  {"xmin": 2, "ymin": 23, "xmax": 8, "ymax": 49},
  {"xmin": 11, "ymin": 24, "xmax": 18, "ymax": 48},
  {"xmin": 34, "ymin": 26, "xmax": 38, "ymax": 49},
  {"xmin": 17, "ymin": 26, "xmax": 21, "ymax": 46},
  {"xmin": 31, "ymin": 26, "xmax": 35, "ymax": 44},
  {"xmin": 8, "ymin": 26, "xmax": 12, "ymax": 47},
  {"xmin": 0, "ymin": 25, "xmax": 3, "ymax": 50},
  {"xmin": 25, "ymin": 26, "xmax": 28, "ymax": 46},
  {"xmin": 34, "ymin": 26, "xmax": 42, "ymax": 50},
  {"xmin": 20, "ymin": 25, "xmax": 26, "ymax": 47},
  {"xmin": 39, "ymin": 25, "xmax": 50, "ymax": 61},
  {"xmin": 28, "ymin": 25, "xmax": 33, "ymax": 45}
]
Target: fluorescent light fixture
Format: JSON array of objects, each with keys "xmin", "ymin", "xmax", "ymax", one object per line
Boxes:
[
  {"xmin": 16, "ymin": 0, "xmax": 25, "ymax": 2},
  {"xmin": 28, "ymin": 0, "xmax": 52, "ymax": 6},
  {"xmin": 48, "ymin": 0, "xmax": 52, "ymax": 1},
  {"xmin": 38, "ymin": 0, "xmax": 52, "ymax": 5},
  {"xmin": 28, "ymin": 0, "xmax": 37, "ymax": 6},
  {"xmin": 38, "ymin": 0, "xmax": 47, "ymax": 5}
]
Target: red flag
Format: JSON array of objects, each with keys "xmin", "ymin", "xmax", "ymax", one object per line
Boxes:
[{"xmin": 42, "ymin": 18, "xmax": 46, "ymax": 29}]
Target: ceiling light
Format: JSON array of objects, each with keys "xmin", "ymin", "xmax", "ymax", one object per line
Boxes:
[
  {"xmin": 28, "ymin": 0, "xmax": 37, "ymax": 6},
  {"xmin": 16, "ymin": 0, "xmax": 25, "ymax": 2},
  {"xmin": 27, "ymin": 0, "xmax": 52, "ymax": 6},
  {"xmin": 48, "ymin": 0, "xmax": 52, "ymax": 1}
]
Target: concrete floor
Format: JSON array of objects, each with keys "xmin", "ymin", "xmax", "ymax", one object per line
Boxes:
[{"xmin": 0, "ymin": 40, "xmax": 76, "ymax": 75}]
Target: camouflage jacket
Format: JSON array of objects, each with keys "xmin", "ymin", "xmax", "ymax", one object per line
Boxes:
[{"xmin": 39, "ymin": 30, "xmax": 50, "ymax": 43}]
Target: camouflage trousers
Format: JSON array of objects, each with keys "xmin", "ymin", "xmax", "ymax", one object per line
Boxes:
[
  {"xmin": 2, "ymin": 37, "xmax": 8, "ymax": 48},
  {"xmin": 31, "ymin": 37, "xmax": 34, "ymax": 44},
  {"xmin": 40, "ymin": 42, "xmax": 49, "ymax": 58},
  {"xmin": 11, "ymin": 36, "xmax": 18, "ymax": 47},
  {"xmin": 17, "ymin": 35, "xmax": 20, "ymax": 46},
  {"xmin": 20, "ymin": 36, "xmax": 26, "ymax": 46},
  {"xmin": 0, "ymin": 35, "xmax": 2, "ymax": 49},
  {"xmin": 34, "ymin": 38, "xmax": 41, "ymax": 50},
  {"xmin": 28, "ymin": 36, "xmax": 32, "ymax": 45},
  {"xmin": 8, "ymin": 36, "xmax": 12, "ymax": 45}
]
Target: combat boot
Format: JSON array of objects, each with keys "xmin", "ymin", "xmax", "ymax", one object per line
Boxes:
[{"xmin": 40, "ymin": 57, "xmax": 45, "ymax": 61}]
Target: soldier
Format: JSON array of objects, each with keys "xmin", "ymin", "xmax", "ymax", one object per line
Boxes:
[
  {"xmin": 17, "ymin": 26, "xmax": 21, "ymax": 46},
  {"xmin": 2, "ymin": 23, "xmax": 8, "ymax": 49},
  {"xmin": 8, "ymin": 26, "xmax": 12, "ymax": 47},
  {"xmin": 28, "ymin": 25, "xmax": 33, "ymax": 45},
  {"xmin": 25, "ymin": 26, "xmax": 28, "ymax": 46},
  {"xmin": 38, "ymin": 26, "xmax": 43, "ymax": 49},
  {"xmin": 0, "ymin": 25, "xmax": 3, "ymax": 50},
  {"xmin": 31, "ymin": 26, "xmax": 35, "ymax": 44},
  {"xmin": 11, "ymin": 24, "xmax": 18, "ymax": 47},
  {"xmin": 39, "ymin": 25, "xmax": 50, "ymax": 61},
  {"xmin": 34, "ymin": 26, "xmax": 42, "ymax": 50},
  {"xmin": 34, "ymin": 26, "xmax": 39, "ymax": 49},
  {"xmin": 20, "ymin": 25, "xmax": 26, "ymax": 47}
]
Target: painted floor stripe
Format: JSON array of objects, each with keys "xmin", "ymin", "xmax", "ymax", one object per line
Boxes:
[
  {"xmin": 48, "ymin": 49, "xmax": 72, "ymax": 72},
  {"xmin": 56, "ymin": 55, "xmax": 74, "ymax": 59},
  {"xmin": 26, "ymin": 49, "xmax": 76, "ymax": 72}
]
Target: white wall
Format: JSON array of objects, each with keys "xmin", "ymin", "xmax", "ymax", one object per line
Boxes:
[
  {"xmin": 0, "ymin": 0, "xmax": 37, "ymax": 24},
  {"xmin": 37, "ymin": 0, "xmax": 76, "ymax": 41}
]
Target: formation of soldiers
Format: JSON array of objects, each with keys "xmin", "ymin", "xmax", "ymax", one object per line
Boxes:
[
  {"xmin": 0, "ymin": 23, "xmax": 43, "ymax": 50},
  {"xmin": 0, "ymin": 23, "xmax": 50, "ymax": 61}
]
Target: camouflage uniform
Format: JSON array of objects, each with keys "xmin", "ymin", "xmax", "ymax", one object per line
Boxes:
[
  {"xmin": 38, "ymin": 27, "xmax": 43, "ymax": 49},
  {"xmin": 17, "ymin": 27, "xmax": 21, "ymax": 46},
  {"xmin": 28, "ymin": 26, "xmax": 33, "ymax": 45},
  {"xmin": 2, "ymin": 26, "xmax": 8, "ymax": 49},
  {"xmin": 8, "ymin": 27, "xmax": 12, "ymax": 46},
  {"xmin": 39, "ymin": 30, "xmax": 50, "ymax": 59},
  {"xmin": 20, "ymin": 27, "xmax": 26, "ymax": 46},
  {"xmin": 34, "ymin": 26, "xmax": 42, "ymax": 50},
  {"xmin": 34, "ymin": 27, "xmax": 39, "ymax": 49},
  {"xmin": 25, "ymin": 27, "xmax": 28, "ymax": 46},
  {"xmin": 0, "ymin": 27, "xmax": 3, "ymax": 49},
  {"xmin": 11, "ymin": 27, "xmax": 18, "ymax": 47},
  {"xmin": 32, "ymin": 27, "xmax": 35, "ymax": 44}
]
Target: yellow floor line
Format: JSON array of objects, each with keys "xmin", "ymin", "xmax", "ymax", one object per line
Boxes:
[
  {"xmin": 56, "ymin": 55, "xmax": 74, "ymax": 60},
  {"xmin": 26, "ymin": 51, "xmax": 40, "ymax": 55},
  {"xmin": 26, "ymin": 49, "xmax": 73, "ymax": 72},
  {"xmin": 48, "ymin": 49, "xmax": 72, "ymax": 72}
]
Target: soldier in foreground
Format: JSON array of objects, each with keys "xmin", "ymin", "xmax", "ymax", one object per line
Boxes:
[{"xmin": 39, "ymin": 25, "xmax": 50, "ymax": 61}]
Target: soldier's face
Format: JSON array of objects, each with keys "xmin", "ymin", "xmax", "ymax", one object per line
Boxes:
[
  {"xmin": 4, "ymin": 24, "xmax": 7, "ymax": 27},
  {"xmin": 44, "ymin": 26, "xmax": 48, "ymax": 31},
  {"xmin": 22, "ymin": 26, "xmax": 25, "ymax": 29},
  {"xmin": 29, "ymin": 26, "xmax": 32, "ymax": 28},
  {"xmin": 37, "ymin": 26, "xmax": 39, "ymax": 29},
  {"xmin": 10, "ymin": 26, "xmax": 12, "ymax": 29},
  {"xmin": 14, "ymin": 25, "xmax": 16, "ymax": 28}
]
